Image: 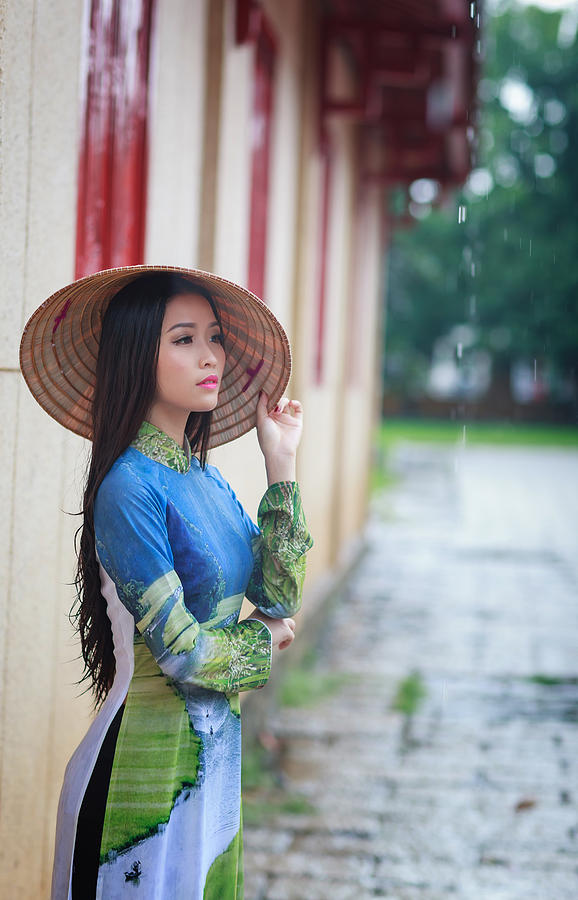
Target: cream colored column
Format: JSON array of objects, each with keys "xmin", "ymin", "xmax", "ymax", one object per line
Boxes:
[
  {"xmin": 336, "ymin": 182, "xmax": 386, "ymax": 549},
  {"xmin": 261, "ymin": 0, "xmax": 303, "ymax": 328},
  {"xmin": 197, "ymin": 0, "xmax": 226, "ymax": 272},
  {"xmin": 0, "ymin": 1, "xmax": 91, "ymax": 897},
  {"xmin": 145, "ymin": 0, "xmax": 208, "ymax": 266},
  {"xmin": 212, "ymin": 0, "xmax": 253, "ymax": 287}
]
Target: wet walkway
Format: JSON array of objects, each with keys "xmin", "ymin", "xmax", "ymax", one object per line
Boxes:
[{"xmin": 244, "ymin": 442, "xmax": 578, "ymax": 899}]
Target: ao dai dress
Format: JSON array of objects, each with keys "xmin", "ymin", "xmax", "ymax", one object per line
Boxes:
[{"xmin": 51, "ymin": 422, "xmax": 313, "ymax": 899}]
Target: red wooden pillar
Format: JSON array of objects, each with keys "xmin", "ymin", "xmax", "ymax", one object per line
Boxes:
[{"xmin": 75, "ymin": 0, "xmax": 156, "ymax": 278}]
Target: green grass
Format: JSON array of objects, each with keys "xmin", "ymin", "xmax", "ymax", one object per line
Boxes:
[
  {"xmin": 241, "ymin": 742, "xmax": 317, "ymax": 826},
  {"xmin": 279, "ymin": 667, "xmax": 351, "ymax": 708},
  {"xmin": 370, "ymin": 459, "xmax": 401, "ymax": 494},
  {"xmin": 242, "ymin": 793, "xmax": 317, "ymax": 827},
  {"xmin": 376, "ymin": 418, "xmax": 578, "ymax": 449},
  {"xmin": 241, "ymin": 742, "xmax": 278, "ymax": 792},
  {"xmin": 371, "ymin": 418, "xmax": 578, "ymax": 499},
  {"xmin": 392, "ymin": 671, "xmax": 427, "ymax": 716}
]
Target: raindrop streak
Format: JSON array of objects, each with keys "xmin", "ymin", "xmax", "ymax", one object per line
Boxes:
[
  {"xmin": 470, "ymin": 2, "xmax": 475, "ymax": 18},
  {"xmin": 471, "ymin": 262, "xmax": 476, "ymax": 277},
  {"xmin": 504, "ymin": 228, "xmax": 508, "ymax": 241},
  {"xmin": 462, "ymin": 425, "xmax": 467, "ymax": 446},
  {"xmin": 457, "ymin": 343, "xmax": 463, "ymax": 359},
  {"xmin": 469, "ymin": 295, "xmax": 476, "ymax": 316},
  {"xmin": 458, "ymin": 205, "xmax": 467, "ymax": 223},
  {"xmin": 529, "ymin": 239, "xmax": 532, "ymax": 256},
  {"xmin": 534, "ymin": 359, "xmax": 537, "ymax": 382}
]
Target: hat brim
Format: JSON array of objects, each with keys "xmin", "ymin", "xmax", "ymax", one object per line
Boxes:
[{"xmin": 19, "ymin": 265, "xmax": 291, "ymax": 449}]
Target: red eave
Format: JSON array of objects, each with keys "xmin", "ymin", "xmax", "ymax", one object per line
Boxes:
[{"xmin": 321, "ymin": 0, "xmax": 481, "ymax": 188}]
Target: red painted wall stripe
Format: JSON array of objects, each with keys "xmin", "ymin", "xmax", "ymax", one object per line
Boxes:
[{"xmin": 247, "ymin": 16, "xmax": 277, "ymax": 300}]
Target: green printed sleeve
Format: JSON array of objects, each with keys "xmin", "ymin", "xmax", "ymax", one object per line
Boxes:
[
  {"xmin": 95, "ymin": 474, "xmax": 272, "ymax": 693},
  {"xmin": 132, "ymin": 576, "xmax": 273, "ymax": 692},
  {"xmin": 245, "ymin": 481, "xmax": 314, "ymax": 618}
]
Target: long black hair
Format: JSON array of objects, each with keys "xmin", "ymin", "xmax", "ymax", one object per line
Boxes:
[{"xmin": 72, "ymin": 273, "xmax": 222, "ymax": 706}]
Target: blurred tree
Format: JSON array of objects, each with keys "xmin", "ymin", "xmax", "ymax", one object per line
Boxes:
[{"xmin": 384, "ymin": 2, "xmax": 578, "ymax": 415}]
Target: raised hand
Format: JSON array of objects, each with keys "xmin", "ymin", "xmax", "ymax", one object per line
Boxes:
[{"xmin": 256, "ymin": 391, "xmax": 303, "ymax": 484}]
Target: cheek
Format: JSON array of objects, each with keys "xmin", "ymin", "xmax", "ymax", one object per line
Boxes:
[{"xmin": 156, "ymin": 350, "xmax": 194, "ymax": 395}]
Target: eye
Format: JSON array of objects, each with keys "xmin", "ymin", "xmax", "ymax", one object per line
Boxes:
[
  {"xmin": 173, "ymin": 335, "xmax": 193, "ymax": 345},
  {"xmin": 210, "ymin": 333, "xmax": 224, "ymax": 344}
]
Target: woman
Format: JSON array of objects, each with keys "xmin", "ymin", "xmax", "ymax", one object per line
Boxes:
[{"xmin": 19, "ymin": 266, "xmax": 313, "ymax": 899}]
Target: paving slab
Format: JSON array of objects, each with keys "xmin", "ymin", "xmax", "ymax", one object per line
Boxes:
[{"xmin": 244, "ymin": 443, "xmax": 578, "ymax": 900}]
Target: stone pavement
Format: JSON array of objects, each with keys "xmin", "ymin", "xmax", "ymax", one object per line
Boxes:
[{"xmin": 243, "ymin": 441, "xmax": 578, "ymax": 900}]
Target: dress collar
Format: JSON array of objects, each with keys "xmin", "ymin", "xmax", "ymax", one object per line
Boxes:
[{"xmin": 131, "ymin": 421, "xmax": 192, "ymax": 473}]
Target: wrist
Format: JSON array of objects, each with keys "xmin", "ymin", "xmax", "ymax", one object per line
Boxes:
[{"xmin": 264, "ymin": 452, "xmax": 296, "ymax": 485}]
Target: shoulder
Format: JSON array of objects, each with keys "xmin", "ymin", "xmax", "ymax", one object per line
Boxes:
[
  {"xmin": 202, "ymin": 461, "xmax": 239, "ymax": 501},
  {"xmin": 96, "ymin": 448, "xmax": 167, "ymax": 519},
  {"xmin": 202, "ymin": 461, "xmax": 227, "ymax": 487}
]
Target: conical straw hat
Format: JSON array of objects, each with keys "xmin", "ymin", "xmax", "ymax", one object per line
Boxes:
[{"xmin": 19, "ymin": 265, "xmax": 291, "ymax": 448}]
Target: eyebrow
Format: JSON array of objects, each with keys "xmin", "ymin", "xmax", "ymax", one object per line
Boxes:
[{"xmin": 166, "ymin": 320, "xmax": 220, "ymax": 333}]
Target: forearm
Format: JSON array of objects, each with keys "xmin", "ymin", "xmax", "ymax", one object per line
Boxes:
[
  {"xmin": 128, "ymin": 573, "xmax": 273, "ymax": 693},
  {"xmin": 146, "ymin": 617, "xmax": 273, "ymax": 693}
]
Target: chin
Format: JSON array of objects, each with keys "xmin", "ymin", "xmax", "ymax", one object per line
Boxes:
[{"xmin": 191, "ymin": 394, "xmax": 220, "ymax": 413}]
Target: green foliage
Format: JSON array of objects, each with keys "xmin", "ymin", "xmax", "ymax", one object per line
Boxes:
[
  {"xmin": 525, "ymin": 674, "xmax": 578, "ymax": 686},
  {"xmin": 392, "ymin": 671, "xmax": 427, "ymax": 716},
  {"xmin": 385, "ymin": 3, "xmax": 578, "ymax": 404}
]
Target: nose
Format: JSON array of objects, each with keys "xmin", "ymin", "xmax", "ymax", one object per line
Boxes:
[{"xmin": 200, "ymin": 340, "xmax": 218, "ymax": 367}]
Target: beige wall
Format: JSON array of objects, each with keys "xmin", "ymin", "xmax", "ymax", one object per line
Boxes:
[
  {"xmin": 213, "ymin": 1, "xmax": 253, "ymax": 286},
  {"xmin": 294, "ymin": 119, "xmax": 358, "ymax": 576},
  {"xmin": 336, "ymin": 186, "xmax": 385, "ymax": 549},
  {"xmin": 145, "ymin": 0, "xmax": 208, "ymax": 266},
  {"xmin": 0, "ymin": 0, "xmax": 387, "ymax": 895},
  {"xmin": 261, "ymin": 0, "xmax": 303, "ymax": 328},
  {"xmin": 0, "ymin": 1, "xmax": 93, "ymax": 896}
]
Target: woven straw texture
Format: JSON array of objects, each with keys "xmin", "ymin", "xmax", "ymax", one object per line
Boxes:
[{"xmin": 19, "ymin": 265, "xmax": 291, "ymax": 449}]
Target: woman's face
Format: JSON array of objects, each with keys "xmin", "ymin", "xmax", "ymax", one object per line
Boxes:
[{"xmin": 153, "ymin": 292, "xmax": 226, "ymax": 418}]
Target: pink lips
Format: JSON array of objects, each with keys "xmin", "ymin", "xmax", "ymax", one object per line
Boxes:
[{"xmin": 197, "ymin": 375, "xmax": 219, "ymax": 389}]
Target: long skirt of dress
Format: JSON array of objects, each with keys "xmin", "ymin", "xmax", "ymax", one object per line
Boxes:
[
  {"xmin": 52, "ymin": 579, "xmax": 245, "ymax": 900},
  {"xmin": 81, "ymin": 641, "xmax": 243, "ymax": 899}
]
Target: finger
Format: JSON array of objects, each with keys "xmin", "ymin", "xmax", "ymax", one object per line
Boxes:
[
  {"xmin": 275, "ymin": 399, "xmax": 302, "ymax": 416},
  {"xmin": 286, "ymin": 400, "xmax": 303, "ymax": 417},
  {"xmin": 256, "ymin": 390, "xmax": 269, "ymax": 423},
  {"xmin": 272, "ymin": 399, "xmax": 303, "ymax": 420},
  {"xmin": 272, "ymin": 396, "xmax": 290, "ymax": 415}
]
